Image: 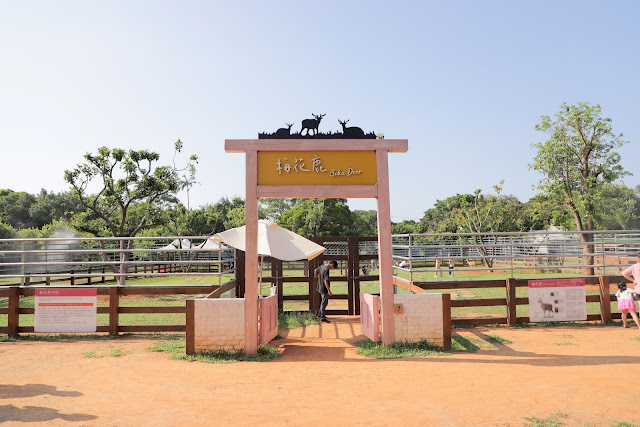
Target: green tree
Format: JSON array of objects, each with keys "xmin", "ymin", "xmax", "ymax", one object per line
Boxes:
[
  {"xmin": 0, "ymin": 190, "xmax": 37, "ymax": 229},
  {"xmin": 279, "ymin": 199, "xmax": 354, "ymax": 237},
  {"xmin": 391, "ymin": 219, "xmax": 418, "ymax": 234},
  {"xmin": 351, "ymin": 210, "xmax": 378, "ymax": 236},
  {"xmin": 65, "ymin": 145, "xmax": 197, "ymax": 284},
  {"xmin": 531, "ymin": 102, "xmax": 629, "ymax": 275},
  {"xmin": 0, "ymin": 221, "xmax": 17, "ymax": 238}
]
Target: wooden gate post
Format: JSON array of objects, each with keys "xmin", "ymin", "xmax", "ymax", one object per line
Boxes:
[
  {"xmin": 244, "ymin": 151, "xmax": 259, "ymax": 355},
  {"xmin": 8, "ymin": 286, "xmax": 20, "ymax": 337},
  {"xmin": 598, "ymin": 275, "xmax": 612, "ymax": 323},
  {"xmin": 376, "ymin": 149, "xmax": 395, "ymax": 345},
  {"xmin": 109, "ymin": 286, "xmax": 120, "ymax": 335},
  {"xmin": 236, "ymin": 250, "xmax": 245, "ymax": 298},
  {"xmin": 505, "ymin": 278, "xmax": 517, "ymax": 327}
]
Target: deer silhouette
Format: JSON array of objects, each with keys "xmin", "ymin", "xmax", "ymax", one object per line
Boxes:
[
  {"xmin": 538, "ymin": 298, "xmax": 554, "ymax": 317},
  {"xmin": 338, "ymin": 119, "xmax": 365, "ymax": 138},
  {"xmin": 301, "ymin": 113, "xmax": 325, "ymax": 136},
  {"xmin": 273, "ymin": 123, "xmax": 293, "ymax": 138}
]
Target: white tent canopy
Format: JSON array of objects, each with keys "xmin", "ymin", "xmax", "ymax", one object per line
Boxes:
[
  {"xmin": 159, "ymin": 239, "xmax": 193, "ymax": 250},
  {"xmin": 209, "ymin": 220, "xmax": 325, "ymax": 261}
]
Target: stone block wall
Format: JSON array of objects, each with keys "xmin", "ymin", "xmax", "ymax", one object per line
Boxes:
[
  {"xmin": 393, "ymin": 294, "xmax": 444, "ymax": 346},
  {"xmin": 193, "ymin": 298, "xmax": 245, "ymax": 352}
]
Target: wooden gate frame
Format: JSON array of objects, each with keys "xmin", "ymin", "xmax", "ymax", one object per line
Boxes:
[{"xmin": 226, "ymin": 139, "xmax": 408, "ymax": 354}]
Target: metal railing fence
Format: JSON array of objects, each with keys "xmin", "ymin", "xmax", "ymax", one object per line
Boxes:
[
  {"xmin": 0, "ymin": 236, "xmax": 236, "ymax": 286},
  {"xmin": 392, "ymin": 230, "xmax": 640, "ymax": 279}
]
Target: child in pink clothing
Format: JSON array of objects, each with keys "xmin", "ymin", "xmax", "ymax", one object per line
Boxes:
[
  {"xmin": 621, "ymin": 252, "xmax": 640, "ymax": 295},
  {"xmin": 616, "ymin": 282, "xmax": 640, "ymax": 329}
]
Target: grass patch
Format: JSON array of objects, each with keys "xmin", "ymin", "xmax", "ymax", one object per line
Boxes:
[
  {"xmin": 611, "ymin": 421, "xmax": 640, "ymax": 427},
  {"xmin": 0, "ymin": 333, "xmax": 179, "ymax": 342},
  {"xmin": 451, "ymin": 335, "xmax": 481, "ymax": 352},
  {"xmin": 278, "ymin": 311, "xmax": 319, "ymax": 329},
  {"xmin": 523, "ymin": 411, "xmax": 568, "ymax": 427},
  {"xmin": 484, "ymin": 334, "xmax": 512, "ymax": 345},
  {"xmin": 148, "ymin": 337, "xmax": 280, "ymax": 363},
  {"xmin": 353, "ymin": 339, "xmax": 449, "ymax": 359},
  {"xmin": 631, "ymin": 336, "xmax": 640, "ymax": 342},
  {"xmin": 82, "ymin": 347, "xmax": 131, "ymax": 358},
  {"xmin": 553, "ymin": 341, "xmax": 578, "ymax": 346}
]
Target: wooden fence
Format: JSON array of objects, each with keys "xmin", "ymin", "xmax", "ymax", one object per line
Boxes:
[
  {"xmin": 394, "ymin": 275, "xmax": 623, "ymax": 326},
  {"xmin": 0, "ymin": 282, "xmax": 237, "ymax": 337}
]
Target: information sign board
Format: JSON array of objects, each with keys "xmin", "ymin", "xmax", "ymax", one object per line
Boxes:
[
  {"xmin": 34, "ymin": 288, "xmax": 98, "ymax": 333},
  {"xmin": 528, "ymin": 278, "xmax": 587, "ymax": 322}
]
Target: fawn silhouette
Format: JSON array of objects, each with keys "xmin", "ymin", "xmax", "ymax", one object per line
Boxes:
[
  {"xmin": 273, "ymin": 123, "xmax": 293, "ymax": 138},
  {"xmin": 338, "ymin": 119, "xmax": 365, "ymax": 138}
]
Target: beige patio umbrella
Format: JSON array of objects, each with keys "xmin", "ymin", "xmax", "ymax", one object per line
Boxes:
[{"xmin": 209, "ymin": 220, "xmax": 326, "ymax": 295}]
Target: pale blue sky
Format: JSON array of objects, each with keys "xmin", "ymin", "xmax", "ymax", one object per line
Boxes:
[{"xmin": 1, "ymin": 1, "xmax": 638, "ymax": 221}]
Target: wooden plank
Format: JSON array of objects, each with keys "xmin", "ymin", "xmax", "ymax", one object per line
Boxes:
[
  {"xmin": 282, "ymin": 295, "xmax": 309, "ymax": 301},
  {"xmin": 225, "ymin": 139, "xmax": 409, "ymax": 153},
  {"xmin": 450, "ymin": 298, "xmax": 507, "ymax": 308},
  {"xmin": 347, "ymin": 237, "xmax": 355, "ymax": 315},
  {"xmin": 186, "ymin": 299, "xmax": 195, "ymax": 355},
  {"xmin": 109, "ymin": 286, "xmax": 119, "ymax": 335},
  {"xmin": 325, "ymin": 309, "xmax": 349, "ymax": 315},
  {"xmin": 8, "ymin": 287, "xmax": 19, "ymax": 337},
  {"xmin": 506, "ymin": 278, "xmax": 517, "ymax": 327},
  {"xmin": 119, "ymin": 306, "xmax": 186, "ymax": 314},
  {"xmin": 0, "ymin": 327, "xmax": 9, "ymax": 334},
  {"xmin": 119, "ymin": 286, "xmax": 215, "ymax": 295},
  {"xmin": 376, "ymin": 149, "xmax": 395, "ymax": 345},
  {"xmin": 598, "ymin": 276, "xmax": 612, "ymax": 323},
  {"xmin": 245, "ymin": 150, "xmax": 259, "ymax": 355},
  {"xmin": 257, "ymin": 185, "xmax": 378, "ymax": 199},
  {"xmin": 0, "ymin": 308, "xmax": 8, "ymax": 314},
  {"xmin": 442, "ymin": 293, "xmax": 452, "ymax": 350},
  {"xmin": 18, "ymin": 308, "xmax": 34, "ymax": 314},
  {"xmin": 119, "ymin": 325, "xmax": 186, "ymax": 333},
  {"xmin": 452, "ymin": 317, "xmax": 507, "ymax": 326},
  {"xmin": 586, "ymin": 294, "xmax": 601, "ymax": 303},
  {"xmin": 393, "ymin": 277, "xmax": 426, "ymax": 294},
  {"xmin": 415, "ymin": 280, "xmax": 507, "ymax": 289}
]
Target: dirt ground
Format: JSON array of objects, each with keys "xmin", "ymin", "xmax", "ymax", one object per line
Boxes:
[{"xmin": 2, "ymin": 317, "xmax": 640, "ymax": 426}]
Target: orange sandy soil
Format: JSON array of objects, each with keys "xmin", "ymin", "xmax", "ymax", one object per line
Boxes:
[{"xmin": 2, "ymin": 317, "xmax": 640, "ymax": 426}]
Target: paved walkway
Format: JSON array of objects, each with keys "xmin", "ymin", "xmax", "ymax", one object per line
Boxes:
[{"xmin": 276, "ymin": 315, "xmax": 366, "ymax": 361}]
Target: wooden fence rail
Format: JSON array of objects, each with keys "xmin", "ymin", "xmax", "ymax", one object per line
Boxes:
[
  {"xmin": 394, "ymin": 275, "xmax": 624, "ymax": 327},
  {"xmin": 0, "ymin": 282, "xmax": 237, "ymax": 337}
]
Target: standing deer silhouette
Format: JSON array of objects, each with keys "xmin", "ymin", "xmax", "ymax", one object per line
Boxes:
[
  {"xmin": 301, "ymin": 113, "xmax": 325, "ymax": 136},
  {"xmin": 338, "ymin": 119, "xmax": 365, "ymax": 138},
  {"xmin": 273, "ymin": 123, "xmax": 293, "ymax": 138},
  {"xmin": 538, "ymin": 298, "xmax": 554, "ymax": 317}
]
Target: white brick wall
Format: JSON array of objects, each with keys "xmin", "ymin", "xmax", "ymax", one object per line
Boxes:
[
  {"xmin": 393, "ymin": 294, "xmax": 444, "ymax": 346},
  {"xmin": 193, "ymin": 298, "xmax": 245, "ymax": 352}
]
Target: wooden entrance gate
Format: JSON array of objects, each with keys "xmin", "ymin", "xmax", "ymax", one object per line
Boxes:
[{"xmin": 234, "ymin": 236, "xmax": 380, "ymax": 316}]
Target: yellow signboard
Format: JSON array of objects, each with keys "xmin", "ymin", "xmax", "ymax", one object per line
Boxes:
[{"xmin": 257, "ymin": 151, "xmax": 377, "ymax": 186}]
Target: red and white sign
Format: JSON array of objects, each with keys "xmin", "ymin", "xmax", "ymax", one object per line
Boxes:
[
  {"xmin": 34, "ymin": 288, "xmax": 98, "ymax": 332},
  {"xmin": 528, "ymin": 278, "xmax": 587, "ymax": 322}
]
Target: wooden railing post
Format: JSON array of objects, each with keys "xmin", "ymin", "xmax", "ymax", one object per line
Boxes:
[
  {"xmin": 109, "ymin": 286, "xmax": 120, "ymax": 335},
  {"xmin": 186, "ymin": 299, "xmax": 195, "ymax": 355},
  {"xmin": 442, "ymin": 293, "xmax": 451, "ymax": 350},
  {"xmin": 236, "ymin": 250, "xmax": 245, "ymax": 298},
  {"xmin": 506, "ymin": 278, "xmax": 517, "ymax": 327},
  {"xmin": 598, "ymin": 275, "xmax": 612, "ymax": 323},
  {"xmin": 8, "ymin": 286, "xmax": 20, "ymax": 337}
]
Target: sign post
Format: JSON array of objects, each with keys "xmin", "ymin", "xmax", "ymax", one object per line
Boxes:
[{"xmin": 227, "ymin": 138, "xmax": 408, "ymax": 353}]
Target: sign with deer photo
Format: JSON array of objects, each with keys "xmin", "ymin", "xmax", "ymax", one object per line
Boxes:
[
  {"xmin": 257, "ymin": 151, "xmax": 377, "ymax": 186},
  {"xmin": 528, "ymin": 278, "xmax": 587, "ymax": 322}
]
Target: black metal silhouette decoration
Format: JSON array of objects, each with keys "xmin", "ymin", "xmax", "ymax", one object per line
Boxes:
[
  {"xmin": 259, "ymin": 114, "xmax": 376, "ymax": 139},
  {"xmin": 273, "ymin": 123, "xmax": 293, "ymax": 138},
  {"xmin": 338, "ymin": 119, "xmax": 365, "ymax": 138},
  {"xmin": 300, "ymin": 113, "xmax": 325, "ymax": 136}
]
